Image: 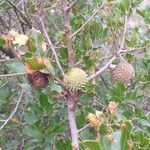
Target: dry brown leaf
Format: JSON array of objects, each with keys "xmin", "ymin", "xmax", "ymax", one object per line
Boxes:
[{"xmin": 10, "ymin": 30, "xmax": 29, "ymax": 46}]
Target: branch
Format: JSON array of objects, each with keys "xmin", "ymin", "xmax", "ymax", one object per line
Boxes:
[
  {"xmin": 120, "ymin": 46, "xmax": 149, "ymax": 53},
  {"xmin": 88, "ymin": 14, "xmax": 129, "ymax": 80},
  {"xmin": 66, "ymin": 96, "xmax": 79, "ymax": 149},
  {"xmin": 39, "ymin": 15, "xmax": 64, "ymax": 76},
  {"xmin": 71, "ymin": 2, "xmax": 107, "ymax": 38},
  {"xmin": 88, "ymin": 56, "xmax": 116, "ymax": 80},
  {"xmin": 61, "ymin": 1, "xmax": 79, "ymax": 149},
  {"xmin": 0, "ymin": 73, "xmax": 25, "ymax": 77},
  {"xmin": 7, "ymin": 0, "xmax": 32, "ymax": 29},
  {"xmin": 61, "ymin": 0, "xmax": 75, "ymax": 67},
  {"xmin": 0, "ymin": 90, "xmax": 24, "ymax": 131}
]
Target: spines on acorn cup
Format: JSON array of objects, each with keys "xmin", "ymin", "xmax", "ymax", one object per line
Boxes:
[
  {"xmin": 25, "ymin": 65, "xmax": 49, "ymax": 88},
  {"xmin": 26, "ymin": 71, "xmax": 49, "ymax": 88},
  {"xmin": 63, "ymin": 68, "xmax": 88, "ymax": 91}
]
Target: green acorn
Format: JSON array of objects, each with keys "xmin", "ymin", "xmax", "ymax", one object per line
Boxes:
[
  {"xmin": 112, "ymin": 62, "xmax": 135, "ymax": 83},
  {"xmin": 63, "ymin": 68, "xmax": 88, "ymax": 91}
]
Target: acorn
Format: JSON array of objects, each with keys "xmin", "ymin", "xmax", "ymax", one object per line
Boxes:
[
  {"xmin": 25, "ymin": 65, "xmax": 49, "ymax": 88},
  {"xmin": 26, "ymin": 71, "xmax": 49, "ymax": 88},
  {"xmin": 63, "ymin": 68, "xmax": 88, "ymax": 91},
  {"xmin": 112, "ymin": 62, "xmax": 135, "ymax": 83}
]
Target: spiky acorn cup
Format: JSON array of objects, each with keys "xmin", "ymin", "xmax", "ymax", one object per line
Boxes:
[
  {"xmin": 112, "ymin": 62, "xmax": 135, "ymax": 83},
  {"xmin": 63, "ymin": 68, "xmax": 88, "ymax": 91},
  {"xmin": 25, "ymin": 65, "xmax": 49, "ymax": 88}
]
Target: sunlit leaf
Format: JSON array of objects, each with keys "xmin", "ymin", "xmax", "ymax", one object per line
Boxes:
[{"xmin": 10, "ymin": 30, "xmax": 29, "ymax": 46}]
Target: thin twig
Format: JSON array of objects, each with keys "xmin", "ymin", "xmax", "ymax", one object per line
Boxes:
[
  {"xmin": 88, "ymin": 56, "xmax": 117, "ymax": 80},
  {"xmin": 7, "ymin": 0, "xmax": 32, "ymax": 28},
  {"xmin": 0, "ymin": 73, "xmax": 25, "ymax": 77},
  {"xmin": 120, "ymin": 46, "xmax": 149, "ymax": 53},
  {"xmin": 67, "ymin": 0, "xmax": 79, "ymax": 11},
  {"xmin": 66, "ymin": 96, "xmax": 79, "ymax": 149},
  {"xmin": 71, "ymin": 2, "xmax": 107, "ymax": 38},
  {"xmin": 0, "ymin": 90, "xmax": 24, "ymax": 131},
  {"xmin": 39, "ymin": 16, "xmax": 64, "ymax": 76},
  {"xmin": 78, "ymin": 123, "xmax": 90, "ymax": 133}
]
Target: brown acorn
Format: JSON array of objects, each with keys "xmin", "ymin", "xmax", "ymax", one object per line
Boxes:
[
  {"xmin": 26, "ymin": 71, "xmax": 49, "ymax": 88},
  {"xmin": 112, "ymin": 62, "xmax": 135, "ymax": 83}
]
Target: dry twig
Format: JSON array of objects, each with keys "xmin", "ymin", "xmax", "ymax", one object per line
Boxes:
[
  {"xmin": 39, "ymin": 15, "xmax": 64, "ymax": 76},
  {"xmin": 71, "ymin": 2, "xmax": 107, "ymax": 38},
  {"xmin": 0, "ymin": 90, "xmax": 24, "ymax": 131}
]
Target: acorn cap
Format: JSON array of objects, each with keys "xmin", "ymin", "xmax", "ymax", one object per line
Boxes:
[
  {"xmin": 26, "ymin": 71, "xmax": 49, "ymax": 88},
  {"xmin": 112, "ymin": 62, "xmax": 135, "ymax": 83},
  {"xmin": 63, "ymin": 68, "xmax": 88, "ymax": 91}
]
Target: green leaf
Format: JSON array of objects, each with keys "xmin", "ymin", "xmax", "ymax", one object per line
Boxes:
[
  {"xmin": 0, "ymin": 0, "xmax": 10, "ymax": 10},
  {"xmin": 100, "ymin": 138, "xmax": 111, "ymax": 150},
  {"xmin": 29, "ymin": 28, "xmax": 43, "ymax": 44},
  {"xmin": 125, "ymin": 53, "xmax": 134, "ymax": 63},
  {"xmin": 24, "ymin": 111, "xmax": 40, "ymax": 124},
  {"xmin": 119, "ymin": 0, "xmax": 131, "ymax": 13},
  {"xmin": 26, "ymin": 39, "xmax": 37, "ymax": 53},
  {"xmin": 0, "ymin": 87, "xmax": 8, "ymax": 106},
  {"xmin": 54, "ymin": 123, "xmax": 67, "ymax": 133},
  {"xmin": 6, "ymin": 60, "xmax": 25, "ymax": 73},
  {"xmin": 83, "ymin": 33, "xmax": 92, "ymax": 51},
  {"xmin": 25, "ymin": 57, "xmax": 47, "ymax": 70},
  {"xmin": 136, "ymin": 8, "xmax": 150, "ymax": 24},
  {"xmin": 0, "ymin": 38, "xmax": 6, "ymax": 45},
  {"xmin": 56, "ymin": 139, "xmax": 72, "ymax": 150},
  {"xmin": 27, "ymin": 28, "xmax": 44, "ymax": 53},
  {"xmin": 120, "ymin": 121, "xmax": 132, "ymax": 150},
  {"xmin": 80, "ymin": 140, "xmax": 102, "ymax": 150},
  {"xmin": 39, "ymin": 93, "xmax": 50, "ymax": 108},
  {"xmin": 49, "ymin": 82, "xmax": 62, "ymax": 93},
  {"xmin": 111, "ymin": 83, "xmax": 126, "ymax": 103},
  {"xmin": 23, "ymin": 124, "xmax": 43, "ymax": 138},
  {"xmin": 99, "ymin": 124, "xmax": 112, "ymax": 136},
  {"xmin": 136, "ymin": 9, "xmax": 145, "ymax": 17}
]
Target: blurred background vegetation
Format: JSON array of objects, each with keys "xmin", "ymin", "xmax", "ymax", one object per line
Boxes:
[{"xmin": 0, "ymin": 0, "xmax": 149, "ymax": 149}]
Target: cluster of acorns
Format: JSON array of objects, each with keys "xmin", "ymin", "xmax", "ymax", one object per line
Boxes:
[
  {"xmin": 62, "ymin": 62, "xmax": 135, "ymax": 91},
  {"xmin": 26, "ymin": 61, "xmax": 135, "ymax": 90}
]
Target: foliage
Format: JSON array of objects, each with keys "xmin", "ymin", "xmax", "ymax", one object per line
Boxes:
[{"xmin": 0, "ymin": 0, "xmax": 150, "ymax": 150}]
